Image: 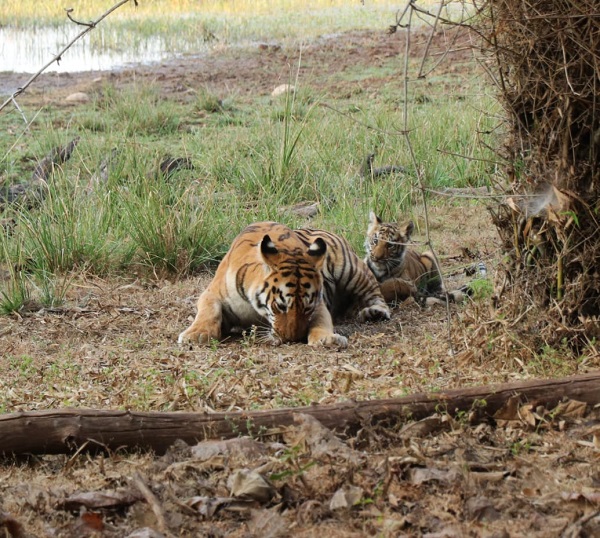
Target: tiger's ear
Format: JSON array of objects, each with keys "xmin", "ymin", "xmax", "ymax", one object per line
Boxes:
[
  {"xmin": 307, "ymin": 237, "xmax": 327, "ymax": 267},
  {"xmin": 260, "ymin": 234, "xmax": 279, "ymax": 264},
  {"xmin": 368, "ymin": 212, "xmax": 382, "ymax": 235},
  {"xmin": 402, "ymin": 221, "xmax": 415, "ymax": 239},
  {"xmin": 369, "ymin": 211, "xmax": 382, "ymax": 226}
]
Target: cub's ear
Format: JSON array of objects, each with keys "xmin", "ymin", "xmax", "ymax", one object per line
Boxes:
[
  {"xmin": 307, "ymin": 237, "xmax": 327, "ymax": 259},
  {"xmin": 260, "ymin": 234, "xmax": 279, "ymax": 263},
  {"xmin": 403, "ymin": 221, "xmax": 415, "ymax": 239},
  {"xmin": 369, "ymin": 211, "xmax": 383, "ymax": 226}
]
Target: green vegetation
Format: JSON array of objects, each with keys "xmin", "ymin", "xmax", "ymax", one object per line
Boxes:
[
  {"xmin": 1, "ymin": 1, "xmax": 473, "ymax": 70},
  {"xmin": 467, "ymin": 277, "xmax": 494, "ymax": 301},
  {"xmin": 0, "ymin": 2, "xmax": 500, "ymax": 310},
  {"xmin": 1, "ymin": 0, "xmax": 438, "ymax": 52}
]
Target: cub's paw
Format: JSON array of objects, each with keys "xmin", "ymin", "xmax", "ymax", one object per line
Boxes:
[
  {"xmin": 309, "ymin": 333, "xmax": 348, "ymax": 349},
  {"xmin": 358, "ymin": 304, "xmax": 391, "ymax": 323}
]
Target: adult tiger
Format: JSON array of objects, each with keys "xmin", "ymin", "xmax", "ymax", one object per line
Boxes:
[
  {"xmin": 364, "ymin": 212, "xmax": 444, "ymax": 303},
  {"xmin": 178, "ymin": 221, "xmax": 390, "ymax": 349}
]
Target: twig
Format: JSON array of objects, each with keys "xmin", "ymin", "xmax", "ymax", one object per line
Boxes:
[
  {"xmin": 399, "ymin": 2, "xmax": 455, "ymax": 355},
  {"xmin": 131, "ymin": 471, "xmax": 169, "ymax": 534},
  {"xmin": 9, "ymin": 97, "xmax": 28, "ymax": 124},
  {"xmin": 436, "ymin": 147, "xmax": 505, "ymax": 166},
  {"xmin": 425, "ymin": 188, "xmax": 499, "ymax": 199},
  {"xmin": 417, "ymin": 0, "xmax": 445, "ymax": 78},
  {"xmin": 0, "ymin": 0, "xmax": 137, "ymax": 115},
  {"xmin": 386, "ymin": 2, "xmax": 413, "ymax": 35},
  {"xmin": 319, "ymin": 102, "xmax": 409, "ymax": 137},
  {"xmin": 65, "ymin": 8, "xmax": 95, "ymax": 28},
  {"xmin": 0, "ymin": 137, "xmax": 80, "ymax": 209}
]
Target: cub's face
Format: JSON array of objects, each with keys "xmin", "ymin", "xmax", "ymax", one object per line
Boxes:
[
  {"xmin": 365, "ymin": 212, "xmax": 413, "ymax": 276},
  {"xmin": 255, "ymin": 235, "xmax": 326, "ymax": 344}
]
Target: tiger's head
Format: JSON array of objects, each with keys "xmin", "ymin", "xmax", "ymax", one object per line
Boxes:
[
  {"xmin": 364, "ymin": 211, "xmax": 414, "ymax": 280},
  {"xmin": 252, "ymin": 234, "xmax": 327, "ymax": 344}
]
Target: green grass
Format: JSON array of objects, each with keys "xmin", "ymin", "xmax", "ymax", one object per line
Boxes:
[
  {"xmin": 0, "ymin": 3, "xmax": 501, "ymax": 310},
  {"xmin": 0, "ymin": 80, "xmax": 499, "ymax": 277}
]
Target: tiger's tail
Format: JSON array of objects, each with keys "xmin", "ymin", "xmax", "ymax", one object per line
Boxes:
[
  {"xmin": 419, "ymin": 251, "xmax": 444, "ymax": 295},
  {"xmin": 422, "ymin": 261, "xmax": 488, "ymax": 305}
]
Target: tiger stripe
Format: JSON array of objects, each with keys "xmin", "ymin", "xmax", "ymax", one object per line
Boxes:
[
  {"xmin": 178, "ymin": 221, "xmax": 390, "ymax": 348},
  {"xmin": 364, "ymin": 212, "xmax": 443, "ymax": 303}
]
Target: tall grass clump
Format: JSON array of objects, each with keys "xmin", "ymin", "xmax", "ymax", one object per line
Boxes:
[
  {"xmin": 237, "ymin": 91, "xmax": 316, "ymax": 201},
  {"xmin": 0, "ymin": 234, "xmax": 31, "ymax": 314},
  {"xmin": 0, "ymin": 272, "xmax": 30, "ymax": 315},
  {"xmin": 118, "ymin": 173, "xmax": 233, "ymax": 275},
  {"xmin": 97, "ymin": 84, "xmax": 182, "ymax": 137},
  {"xmin": 15, "ymin": 171, "xmax": 131, "ymax": 275}
]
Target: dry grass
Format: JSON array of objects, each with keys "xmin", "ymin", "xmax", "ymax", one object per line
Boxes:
[
  {"xmin": 475, "ymin": 0, "xmax": 600, "ymax": 348},
  {"xmin": 1, "ymin": 203, "xmax": 505, "ymax": 414},
  {"xmin": 1, "ymin": 20, "xmax": 599, "ymax": 537}
]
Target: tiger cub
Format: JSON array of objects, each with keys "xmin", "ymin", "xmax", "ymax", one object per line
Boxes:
[
  {"xmin": 178, "ymin": 221, "xmax": 390, "ymax": 349},
  {"xmin": 364, "ymin": 212, "xmax": 443, "ymax": 303}
]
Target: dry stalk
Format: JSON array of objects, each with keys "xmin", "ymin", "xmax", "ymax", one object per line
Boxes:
[{"xmin": 473, "ymin": 0, "xmax": 600, "ymax": 346}]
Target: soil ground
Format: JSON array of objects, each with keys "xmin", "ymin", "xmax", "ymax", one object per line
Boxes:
[{"xmin": 1, "ymin": 28, "xmax": 599, "ymax": 538}]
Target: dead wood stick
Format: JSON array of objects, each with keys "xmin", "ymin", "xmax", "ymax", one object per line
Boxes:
[
  {"xmin": 31, "ymin": 137, "xmax": 80, "ymax": 182},
  {"xmin": 362, "ymin": 153, "xmax": 406, "ymax": 179},
  {"xmin": 0, "ymin": 371, "xmax": 599, "ymax": 456},
  {"xmin": 131, "ymin": 472, "xmax": 168, "ymax": 535},
  {"xmin": 0, "ymin": 137, "xmax": 80, "ymax": 209}
]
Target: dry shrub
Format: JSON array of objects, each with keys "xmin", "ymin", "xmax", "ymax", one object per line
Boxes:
[{"xmin": 471, "ymin": 0, "xmax": 600, "ymax": 351}]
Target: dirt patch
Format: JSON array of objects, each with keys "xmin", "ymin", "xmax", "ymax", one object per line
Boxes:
[
  {"xmin": 1, "ymin": 27, "xmax": 475, "ymax": 106},
  {"xmin": 1, "ymin": 28, "xmax": 599, "ymax": 538}
]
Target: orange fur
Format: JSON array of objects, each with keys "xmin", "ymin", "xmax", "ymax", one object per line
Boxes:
[
  {"xmin": 364, "ymin": 212, "xmax": 442, "ymax": 303},
  {"xmin": 179, "ymin": 221, "xmax": 390, "ymax": 348}
]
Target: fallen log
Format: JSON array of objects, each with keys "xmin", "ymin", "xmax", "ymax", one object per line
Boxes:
[
  {"xmin": 1, "ymin": 371, "xmax": 598, "ymax": 456},
  {"xmin": 0, "ymin": 137, "xmax": 80, "ymax": 209}
]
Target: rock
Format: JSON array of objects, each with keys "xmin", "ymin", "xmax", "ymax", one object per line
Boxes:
[
  {"xmin": 65, "ymin": 92, "xmax": 90, "ymax": 103},
  {"xmin": 271, "ymin": 84, "xmax": 295, "ymax": 97}
]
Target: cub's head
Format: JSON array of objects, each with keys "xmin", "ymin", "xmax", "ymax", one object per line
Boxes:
[
  {"xmin": 254, "ymin": 234, "xmax": 327, "ymax": 344},
  {"xmin": 365, "ymin": 211, "xmax": 413, "ymax": 277}
]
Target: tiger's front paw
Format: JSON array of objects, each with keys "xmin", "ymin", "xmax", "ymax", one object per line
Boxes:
[
  {"xmin": 358, "ymin": 304, "xmax": 391, "ymax": 322},
  {"xmin": 308, "ymin": 333, "xmax": 348, "ymax": 349},
  {"xmin": 177, "ymin": 325, "xmax": 219, "ymax": 345}
]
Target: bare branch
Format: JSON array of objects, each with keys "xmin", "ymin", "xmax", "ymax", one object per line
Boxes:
[
  {"xmin": 0, "ymin": 0, "xmax": 136, "ymax": 114},
  {"xmin": 397, "ymin": 2, "xmax": 456, "ymax": 354}
]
